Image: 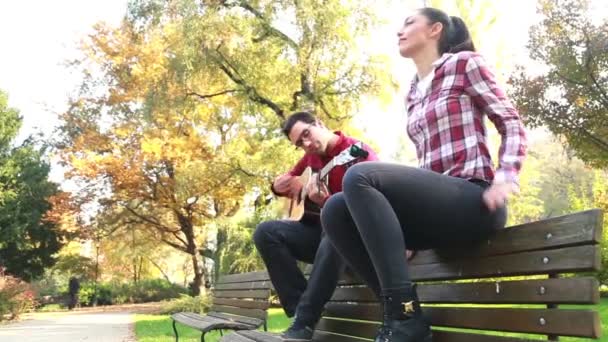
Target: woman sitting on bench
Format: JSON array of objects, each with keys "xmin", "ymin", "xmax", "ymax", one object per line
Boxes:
[{"xmin": 321, "ymin": 7, "xmax": 527, "ymax": 342}]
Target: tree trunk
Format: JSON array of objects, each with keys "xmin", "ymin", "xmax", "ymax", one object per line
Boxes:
[{"xmin": 190, "ymin": 252, "xmax": 205, "ymax": 296}]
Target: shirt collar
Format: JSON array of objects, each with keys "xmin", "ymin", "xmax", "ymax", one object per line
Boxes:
[
  {"xmin": 408, "ymin": 53, "xmax": 453, "ymax": 99},
  {"xmin": 433, "ymin": 53, "xmax": 453, "ymax": 68}
]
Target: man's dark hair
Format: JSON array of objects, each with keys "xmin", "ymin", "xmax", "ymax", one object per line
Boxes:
[{"xmin": 281, "ymin": 111, "xmax": 317, "ymax": 137}]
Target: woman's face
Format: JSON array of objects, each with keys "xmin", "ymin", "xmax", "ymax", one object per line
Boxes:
[{"xmin": 397, "ymin": 12, "xmax": 440, "ymax": 58}]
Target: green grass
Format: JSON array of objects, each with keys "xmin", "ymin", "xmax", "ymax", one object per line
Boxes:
[{"xmin": 135, "ymin": 300, "xmax": 608, "ymax": 341}]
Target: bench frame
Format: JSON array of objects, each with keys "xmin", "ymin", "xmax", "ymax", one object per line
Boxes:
[{"xmin": 171, "ymin": 271, "xmax": 272, "ymax": 342}]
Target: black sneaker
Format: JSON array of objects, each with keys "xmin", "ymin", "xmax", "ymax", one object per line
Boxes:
[{"xmin": 280, "ymin": 320, "xmax": 314, "ymax": 341}]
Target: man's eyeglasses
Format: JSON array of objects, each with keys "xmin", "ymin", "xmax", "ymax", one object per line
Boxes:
[{"xmin": 294, "ymin": 124, "xmax": 313, "ymax": 149}]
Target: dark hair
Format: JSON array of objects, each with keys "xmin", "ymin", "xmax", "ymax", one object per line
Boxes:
[
  {"xmin": 281, "ymin": 111, "xmax": 317, "ymax": 137},
  {"xmin": 418, "ymin": 7, "xmax": 476, "ymax": 54}
]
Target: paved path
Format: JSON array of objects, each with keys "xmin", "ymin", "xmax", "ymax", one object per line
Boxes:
[{"xmin": 0, "ymin": 311, "xmax": 135, "ymax": 342}]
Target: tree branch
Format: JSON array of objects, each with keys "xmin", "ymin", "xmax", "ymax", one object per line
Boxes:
[
  {"xmin": 206, "ymin": 47, "xmax": 285, "ymax": 118},
  {"xmin": 161, "ymin": 237, "xmax": 189, "ymax": 254},
  {"xmin": 222, "ymin": 0, "xmax": 299, "ymax": 51},
  {"xmin": 146, "ymin": 257, "xmax": 171, "ymax": 282},
  {"xmin": 124, "ymin": 205, "xmax": 177, "ymax": 233},
  {"xmin": 547, "ymin": 102, "xmax": 608, "ymax": 152},
  {"xmin": 187, "ymin": 89, "xmax": 238, "ymax": 100},
  {"xmin": 171, "ymin": 230, "xmax": 189, "ymax": 249}
]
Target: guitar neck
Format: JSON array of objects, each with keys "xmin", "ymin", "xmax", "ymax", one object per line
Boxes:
[
  {"xmin": 318, "ymin": 159, "xmax": 335, "ymax": 181},
  {"xmin": 317, "ymin": 142, "xmax": 364, "ymax": 182}
]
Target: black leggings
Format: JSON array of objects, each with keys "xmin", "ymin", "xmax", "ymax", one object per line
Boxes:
[{"xmin": 321, "ymin": 162, "xmax": 506, "ymax": 293}]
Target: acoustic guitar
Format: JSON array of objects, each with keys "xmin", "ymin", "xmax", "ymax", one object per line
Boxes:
[{"xmin": 285, "ymin": 142, "xmax": 369, "ymax": 221}]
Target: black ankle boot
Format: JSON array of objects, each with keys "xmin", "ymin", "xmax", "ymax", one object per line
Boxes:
[{"xmin": 375, "ymin": 284, "xmax": 432, "ymax": 342}]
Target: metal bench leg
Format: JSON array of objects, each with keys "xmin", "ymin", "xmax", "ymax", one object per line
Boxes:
[
  {"xmin": 264, "ymin": 321, "xmax": 268, "ymax": 332},
  {"xmin": 219, "ymin": 329, "xmax": 224, "ymax": 336},
  {"xmin": 172, "ymin": 320, "xmax": 179, "ymax": 342},
  {"xmin": 201, "ymin": 331, "xmax": 206, "ymax": 342}
]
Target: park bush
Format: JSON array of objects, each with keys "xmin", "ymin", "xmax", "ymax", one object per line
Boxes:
[
  {"xmin": 160, "ymin": 293, "xmax": 211, "ymax": 314},
  {"xmin": 0, "ymin": 268, "xmax": 36, "ymax": 320},
  {"xmin": 74, "ymin": 279, "xmax": 187, "ymax": 306}
]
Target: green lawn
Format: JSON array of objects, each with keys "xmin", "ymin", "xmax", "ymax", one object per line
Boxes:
[{"xmin": 135, "ymin": 299, "xmax": 608, "ymax": 341}]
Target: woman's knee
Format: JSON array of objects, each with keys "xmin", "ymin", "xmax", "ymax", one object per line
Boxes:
[
  {"xmin": 342, "ymin": 162, "xmax": 383, "ymax": 194},
  {"xmin": 320, "ymin": 193, "xmax": 348, "ymax": 233}
]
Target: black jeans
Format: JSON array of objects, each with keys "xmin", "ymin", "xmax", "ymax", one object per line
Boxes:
[
  {"xmin": 253, "ymin": 219, "xmax": 343, "ymax": 325},
  {"xmin": 321, "ymin": 162, "xmax": 507, "ymax": 294}
]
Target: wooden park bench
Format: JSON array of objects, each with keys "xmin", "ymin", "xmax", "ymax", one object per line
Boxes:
[
  {"xmin": 220, "ymin": 209, "xmax": 604, "ymax": 342},
  {"xmin": 171, "ymin": 271, "xmax": 272, "ymax": 342}
]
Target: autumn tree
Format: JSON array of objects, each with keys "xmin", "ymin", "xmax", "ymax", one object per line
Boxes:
[
  {"xmin": 57, "ymin": 0, "xmax": 393, "ymax": 294},
  {"xmin": 568, "ymin": 169, "xmax": 608, "ymax": 283},
  {"xmin": 510, "ymin": 0, "xmax": 608, "ymax": 167}
]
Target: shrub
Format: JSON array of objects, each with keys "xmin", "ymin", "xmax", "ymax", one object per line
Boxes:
[
  {"xmin": 112, "ymin": 279, "xmax": 187, "ymax": 304},
  {"xmin": 160, "ymin": 294, "xmax": 211, "ymax": 314},
  {"xmin": 0, "ymin": 268, "xmax": 36, "ymax": 320},
  {"xmin": 78, "ymin": 282, "xmax": 113, "ymax": 306},
  {"xmin": 62, "ymin": 278, "xmax": 187, "ymax": 307}
]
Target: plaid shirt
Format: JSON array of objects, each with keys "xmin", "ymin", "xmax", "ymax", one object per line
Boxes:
[{"xmin": 406, "ymin": 51, "xmax": 527, "ymax": 186}]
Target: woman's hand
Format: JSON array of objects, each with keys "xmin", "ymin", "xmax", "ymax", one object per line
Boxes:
[{"xmin": 483, "ymin": 182, "xmax": 519, "ymax": 211}]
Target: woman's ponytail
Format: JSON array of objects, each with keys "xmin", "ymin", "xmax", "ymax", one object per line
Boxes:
[
  {"xmin": 419, "ymin": 8, "xmax": 476, "ymax": 54},
  {"xmin": 447, "ymin": 16, "xmax": 475, "ymax": 53}
]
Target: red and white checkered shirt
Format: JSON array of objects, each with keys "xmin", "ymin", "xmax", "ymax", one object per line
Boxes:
[{"xmin": 406, "ymin": 51, "xmax": 527, "ymax": 186}]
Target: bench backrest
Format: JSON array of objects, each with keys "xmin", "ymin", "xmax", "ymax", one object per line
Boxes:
[
  {"xmin": 313, "ymin": 209, "xmax": 604, "ymax": 341},
  {"xmin": 211, "ymin": 271, "xmax": 272, "ymax": 323}
]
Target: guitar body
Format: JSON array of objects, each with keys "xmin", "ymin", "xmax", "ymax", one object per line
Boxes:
[
  {"xmin": 282, "ymin": 142, "xmax": 369, "ymax": 221},
  {"xmin": 285, "ymin": 167, "xmax": 314, "ymax": 221}
]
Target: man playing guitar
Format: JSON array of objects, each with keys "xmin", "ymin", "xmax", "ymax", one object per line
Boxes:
[{"xmin": 253, "ymin": 111, "xmax": 378, "ymax": 341}]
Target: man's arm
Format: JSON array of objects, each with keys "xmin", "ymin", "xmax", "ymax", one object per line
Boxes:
[{"xmin": 270, "ymin": 155, "xmax": 309, "ymax": 197}]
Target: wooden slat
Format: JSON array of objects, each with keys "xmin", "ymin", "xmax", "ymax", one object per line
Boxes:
[
  {"xmin": 211, "ymin": 305, "xmax": 267, "ymax": 320},
  {"xmin": 431, "ymin": 330, "xmax": 542, "ymax": 342},
  {"xmin": 214, "ymin": 289, "xmax": 270, "ymax": 300},
  {"xmin": 214, "ymin": 280, "xmax": 273, "ymax": 291},
  {"xmin": 323, "ymin": 303, "xmax": 601, "ymax": 338},
  {"xmin": 213, "ymin": 298, "xmax": 270, "ymax": 310},
  {"xmin": 313, "ymin": 330, "xmax": 370, "ymax": 342},
  {"xmin": 220, "ymin": 332, "xmax": 257, "ymax": 342},
  {"xmin": 219, "ymin": 271, "xmax": 271, "ymax": 284},
  {"xmin": 418, "ymin": 277, "xmax": 599, "ymax": 304},
  {"xmin": 207, "ymin": 312, "xmax": 263, "ymax": 326},
  {"xmin": 330, "ymin": 277, "xmax": 599, "ymax": 304},
  {"xmin": 315, "ymin": 318, "xmax": 569, "ymax": 342},
  {"xmin": 316, "ymin": 318, "xmax": 377, "ymax": 339},
  {"xmin": 330, "ymin": 286, "xmax": 377, "ymax": 302},
  {"xmin": 315, "ymin": 319, "xmax": 545, "ymax": 342},
  {"xmin": 231, "ymin": 330, "xmax": 281, "ymax": 342},
  {"xmin": 172, "ymin": 312, "xmax": 216, "ymax": 330},
  {"xmin": 427, "ymin": 307, "xmax": 601, "ymax": 338},
  {"xmin": 409, "ymin": 245, "xmax": 600, "ymax": 281},
  {"xmin": 409, "ymin": 209, "xmax": 603, "ymax": 266},
  {"xmin": 171, "ymin": 312, "xmax": 255, "ymax": 332},
  {"xmin": 324, "ymin": 302, "xmax": 381, "ymax": 321}
]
